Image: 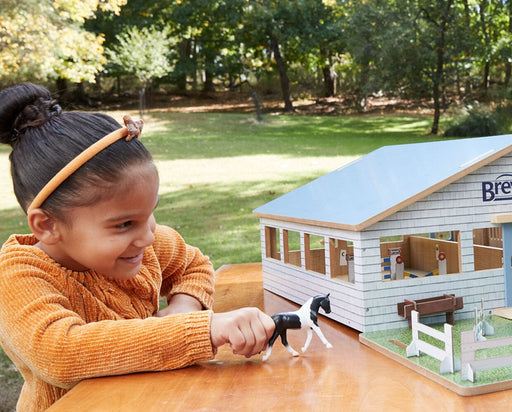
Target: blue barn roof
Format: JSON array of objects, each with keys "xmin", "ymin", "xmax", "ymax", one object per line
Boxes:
[{"xmin": 253, "ymin": 135, "xmax": 512, "ymax": 231}]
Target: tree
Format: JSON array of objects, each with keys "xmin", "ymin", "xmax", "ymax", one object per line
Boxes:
[
  {"xmin": 0, "ymin": 0, "xmax": 126, "ymax": 86},
  {"xmin": 106, "ymin": 25, "xmax": 174, "ymax": 116},
  {"xmin": 159, "ymin": 0, "xmax": 246, "ymax": 93},
  {"xmin": 241, "ymin": 0, "xmax": 338, "ymax": 111},
  {"xmin": 420, "ymin": 0, "xmax": 456, "ymax": 135},
  {"xmin": 344, "ymin": 0, "xmax": 463, "ymax": 133}
]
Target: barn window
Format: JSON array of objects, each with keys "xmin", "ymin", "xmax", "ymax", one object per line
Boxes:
[
  {"xmin": 264, "ymin": 226, "xmax": 281, "ymax": 260},
  {"xmin": 266, "ymin": 228, "xmax": 356, "ymax": 284},
  {"xmin": 380, "ymin": 231, "xmax": 461, "ymax": 281},
  {"xmin": 329, "ymin": 238, "xmax": 355, "ymax": 283},
  {"xmin": 473, "ymin": 227, "xmax": 503, "ymax": 271},
  {"xmin": 304, "ymin": 233, "xmax": 326, "ymax": 275},
  {"xmin": 283, "ymin": 229, "xmax": 302, "ymax": 267}
]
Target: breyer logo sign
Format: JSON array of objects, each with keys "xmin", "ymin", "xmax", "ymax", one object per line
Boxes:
[{"xmin": 482, "ymin": 174, "xmax": 512, "ymax": 202}]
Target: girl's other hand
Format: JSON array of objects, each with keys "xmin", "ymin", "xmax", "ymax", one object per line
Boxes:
[{"xmin": 210, "ymin": 308, "xmax": 275, "ymax": 358}]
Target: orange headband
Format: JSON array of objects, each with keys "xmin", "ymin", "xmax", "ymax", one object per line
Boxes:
[{"xmin": 27, "ymin": 115, "xmax": 143, "ymax": 213}]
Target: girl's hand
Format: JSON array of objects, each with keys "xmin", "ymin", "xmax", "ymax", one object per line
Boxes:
[
  {"xmin": 210, "ymin": 308, "xmax": 275, "ymax": 358},
  {"xmin": 155, "ymin": 294, "xmax": 202, "ymax": 317}
]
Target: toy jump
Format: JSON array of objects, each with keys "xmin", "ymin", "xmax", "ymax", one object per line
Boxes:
[
  {"xmin": 382, "ymin": 243, "xmax": 448, "ymax": 281},
  {"xmin": 406, "ymin": 310, "xmax": 460, "ymax": 374},
  {"xmin": 397, "ymin": 294, "xmax": 463, "ymax": 328}
]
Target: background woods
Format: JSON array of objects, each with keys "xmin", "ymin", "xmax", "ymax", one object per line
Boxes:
[{"xmin": 2, "ymin": 0, "xmax": 512, "ymax": 133}]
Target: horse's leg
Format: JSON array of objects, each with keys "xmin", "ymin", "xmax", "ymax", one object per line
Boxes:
[
  {"xmin": 262, "ymin": 344, "xmax": 273, "ymax": 361},
  {"xmin": 262, "ymin": 327, "xmax": 280, "ymax": 361},
  {"xmin": 302, "ymin": 328, "xmax": 313, "ymax": 353},
  {"xmin": 311, "ymin": 324, "xmax": 333, "ymax": 348},
  {"xmin": 280, "ymin": 330, "xmax": 299, "ymax": 356}
]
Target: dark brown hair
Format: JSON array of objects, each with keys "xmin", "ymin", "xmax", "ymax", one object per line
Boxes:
[{"xmin": 0, "ymin": 84, "xmax": 153, "ymax": 214}]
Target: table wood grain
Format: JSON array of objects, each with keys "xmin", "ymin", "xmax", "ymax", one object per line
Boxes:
[{"xmin": 48, "ymin": 263, "xmax": 512, "ymax": 411}]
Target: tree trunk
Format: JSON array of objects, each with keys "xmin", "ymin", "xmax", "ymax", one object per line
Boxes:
[
  {"xmin": 192, "ymin": 38, "xmax": 198, "ymax": 90},
  {"xmin": 202, "ymin": 47, "xmax": 216, "ymax": 93},
  {"xmin": 430, "ymin": 0, "xmax": 453, "ymax": 135},
  {"xmin": 321, "ymin": 51, "xmax": 336, "ymax": 97},
  {"xmin": 139, "ymin": 86, "xmax": 146, "ymax": 119},
  {"xmin": 505, "ymin": 3, "xmax": 512, "ymax": 87},
  {"xmin": 479, "ymin": 0, "xmax": 490, "ymax": 96},
  {"xmin": 270, "ymin": 34, "xmax": 294, "ymax": 112},
  {"xmin": 462, "ymin": 0, "xmax": 472, "ymax": 98},
  {"xmin": 74, "ymin": 82, "xmax": 89, "ymax": 105},
  {"xmin": 203, "ymin": 70, "xmax": 215, "ymax": 93},
  {"xmin": 55, "ymin": 78, "xmax": 68, "ymax": 99},
  {"xmin": 483, "ymin": 60, "xmax": 490, "ymax": 92},
  {"xmin": 175, "ymin": 39, "xmax": 190, "ymax": 91}
]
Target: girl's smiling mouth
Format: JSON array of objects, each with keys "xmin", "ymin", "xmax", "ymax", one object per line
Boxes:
[{"xmin": 120, "ymin": 253, "xmax": 144, "ymax": 265}]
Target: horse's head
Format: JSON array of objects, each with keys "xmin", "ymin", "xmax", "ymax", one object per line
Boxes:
[{"xmin": 319, "ymin": 293, "xmax": 331, "ymax": 314}]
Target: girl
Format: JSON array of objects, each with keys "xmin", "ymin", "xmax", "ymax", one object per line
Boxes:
[{"xmin": 0, "ymin": 84, "xmax": 275, "ymax": 411}]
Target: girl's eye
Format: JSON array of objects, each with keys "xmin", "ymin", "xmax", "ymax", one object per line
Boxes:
[{"xmin": 116, "ymin": 221, "xmax": 132, "ymax": 229}]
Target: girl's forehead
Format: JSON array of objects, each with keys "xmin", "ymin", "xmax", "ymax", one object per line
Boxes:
[
  {"xmin": 84, "ymin": 166, "xmax": 159, "ymax": 217},
  {"xmin": 119, "ymin": 162, "xmax": 159, "ymax": 184},
  {"xmin": 75, "ymin": 162, "xmax": 159, "ymax": 210},
  {"xmin": 111, "ymin": 163, "xmax": 159, "ymax": 196}
]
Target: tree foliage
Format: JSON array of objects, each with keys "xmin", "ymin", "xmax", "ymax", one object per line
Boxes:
[
  {"xmin": 106, "ymin": 25, "xmax": 173, "ymax": 86},
  {"xmin": 105, "ymin": 25, "xmax": 173, "ymax": 116},
  {"xmin": 0, "ymin": 0, "xmax": 125, "ymax": 84}
]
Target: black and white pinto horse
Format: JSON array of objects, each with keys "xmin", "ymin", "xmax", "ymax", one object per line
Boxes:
[{"xmin": 262, "ymin": 294, "xmax": 333, "ymax": 361}]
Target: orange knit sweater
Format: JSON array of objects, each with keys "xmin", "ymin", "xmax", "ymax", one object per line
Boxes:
[{"xmin": 0, "ymin": 224, "xmax": 215, "ymax": 411}]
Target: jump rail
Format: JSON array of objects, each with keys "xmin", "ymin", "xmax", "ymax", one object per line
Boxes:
[
  {"xmin": 406, "ymin": 310, "xmax": 460, "ymax": 374},
  {"xmin": 460, "ymin": 330, "xmax": 512, "ymax": 382}
]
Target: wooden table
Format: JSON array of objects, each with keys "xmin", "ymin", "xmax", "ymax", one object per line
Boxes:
[{"xmin": 48, "ymin": 263, "xmax": 512, "ymax": 411}]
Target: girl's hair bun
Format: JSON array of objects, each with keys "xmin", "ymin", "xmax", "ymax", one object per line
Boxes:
[{"xmin": 0, "ymin": 83, "xmax": 61, "ymax": 145}]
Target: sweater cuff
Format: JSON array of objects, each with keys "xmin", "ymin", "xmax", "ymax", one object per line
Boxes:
[{"xmin": 181, "ymin": 310, "xmax": 214, "ymax": 363}]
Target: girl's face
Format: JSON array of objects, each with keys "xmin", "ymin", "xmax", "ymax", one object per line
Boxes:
[{"xmin": 41, "ymin": 162, "xmax": 160, "ymax": 280}]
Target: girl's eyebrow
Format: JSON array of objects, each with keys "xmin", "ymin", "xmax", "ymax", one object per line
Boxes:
[
  {"xmin": 105, "ymin": 196, "xmax": 159, "ymax": 223},
  {"xmin": 105, "ymin": 213, "xmax": 137, "ymax": 223}
]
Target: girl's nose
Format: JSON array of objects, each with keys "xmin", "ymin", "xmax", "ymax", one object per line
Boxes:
[{"xmin": 134, "ymin": 215, "xmax": 156, "ymax": 248}]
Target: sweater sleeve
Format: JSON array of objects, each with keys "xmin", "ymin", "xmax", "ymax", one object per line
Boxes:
[
  {"xmin": 0, "ymin": 257, "xmax": 215, "ymax": 389},
  {"xmin": 153, "ymin": 225, "xmax": 215, "ymax": 309}
]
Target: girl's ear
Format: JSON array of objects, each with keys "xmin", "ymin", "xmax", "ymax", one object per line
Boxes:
[{"xmin": 27, "ymin": 209, "xmax": 61, "ymax": 245}]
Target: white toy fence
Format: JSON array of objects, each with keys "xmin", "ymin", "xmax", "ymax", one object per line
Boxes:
[
  {"xmin": 460, "ymin": 330, "xmax": 512, "ymax": 382},
  {"xmin": 406, "ymin": 310, "xmax": 460, "ymax": 374}
]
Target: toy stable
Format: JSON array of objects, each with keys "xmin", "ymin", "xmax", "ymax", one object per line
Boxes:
[{"xmin": 254, "ymin": 135, "xmax": 512, "ymax": 332}]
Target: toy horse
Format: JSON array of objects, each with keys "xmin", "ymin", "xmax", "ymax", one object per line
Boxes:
[{"xmin": 262, "ymin": 294, "xmax": 333, "ymax": 361}]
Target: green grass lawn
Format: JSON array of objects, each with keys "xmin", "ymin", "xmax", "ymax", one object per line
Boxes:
[{"xmin": 0, "ymin": 110, "xmax": 447, "ymax": 410}]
